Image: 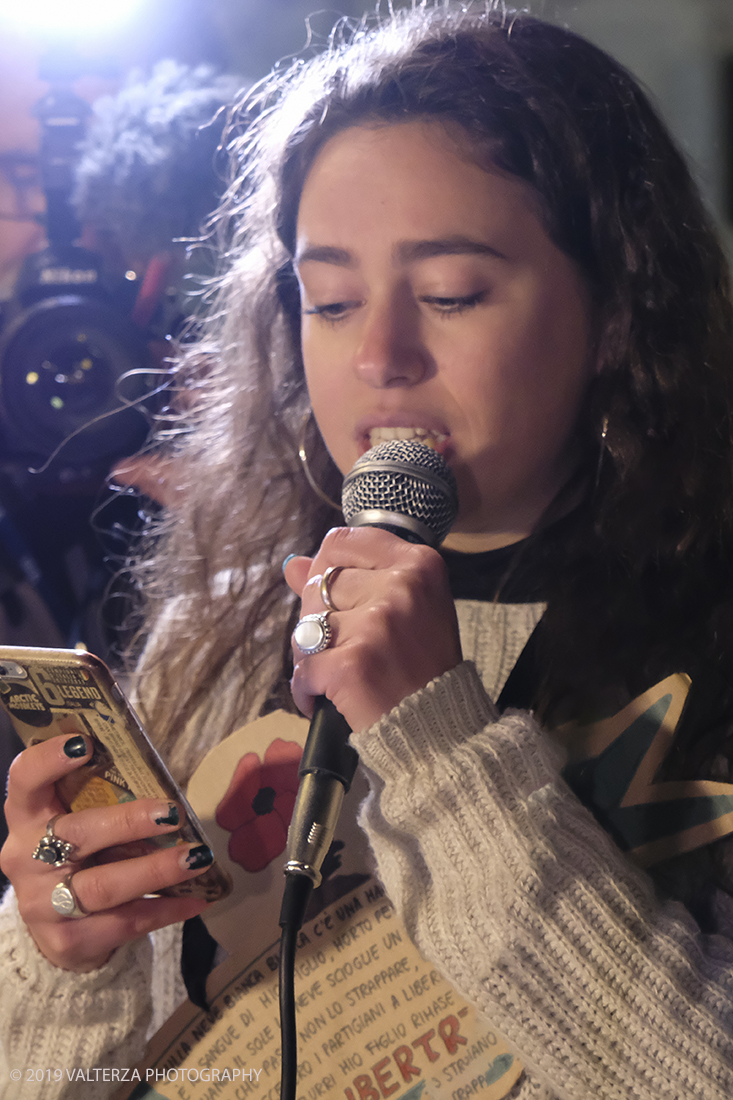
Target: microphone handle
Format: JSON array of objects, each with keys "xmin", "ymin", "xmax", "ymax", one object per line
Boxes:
[
  {"xmin": 283, "ymin": 517, "xmax": 430, "ymax": 898},
  {"xmin": 283, "ymin": 696, "xmax": 357, "ymax": 890}
]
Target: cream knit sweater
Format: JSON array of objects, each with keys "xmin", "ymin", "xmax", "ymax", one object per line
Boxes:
[{"xmin": 2, "ymin": 600, "xmax": 733, "ymax": 1098}]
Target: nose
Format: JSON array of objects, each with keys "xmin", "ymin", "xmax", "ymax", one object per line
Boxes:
[{"xmin": 353, "ymin": 293, "xmax": 429, "ymax": 389}]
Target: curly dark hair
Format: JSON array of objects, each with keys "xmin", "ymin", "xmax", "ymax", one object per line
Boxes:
[
  {"xmin": 130, "ymin": 3, "xmax": 733, "ymax": 784},
  {"xmin": 73, "ymin": 60, "xmax": 241, "ymax": 254}
]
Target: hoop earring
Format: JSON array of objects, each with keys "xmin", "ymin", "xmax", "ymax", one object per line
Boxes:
[
  {"xmin": 298, "ymin": 412, "xmax": 342, "ymax": 512},
  {"xmin": 593, "ymin": 414, "xmax": 609, "ymax": 492}
]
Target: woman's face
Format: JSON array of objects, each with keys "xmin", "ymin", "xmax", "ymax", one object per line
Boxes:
[{"xmin": 295, "ymin": 120, "xmax": 596, "ymax": 548}]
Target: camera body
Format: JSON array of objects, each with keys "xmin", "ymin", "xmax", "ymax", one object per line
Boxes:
[
  {"xmin": 0, "ymin": 243, "xmax": 155, "ymax": 469},
  {"xmin": 0, "ymin": 77, "xmax": 163, "ymax": 475}
]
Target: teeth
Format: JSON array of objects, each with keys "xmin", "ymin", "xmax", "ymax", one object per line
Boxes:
[{"xmin": 369, "ymin": 427, "xmax": 447, "ymax": 449}]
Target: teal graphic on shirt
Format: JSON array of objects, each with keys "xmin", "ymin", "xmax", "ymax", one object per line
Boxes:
[{"xmin": 556, "ymin": 674, "xmax": 733, "ymax": 866}]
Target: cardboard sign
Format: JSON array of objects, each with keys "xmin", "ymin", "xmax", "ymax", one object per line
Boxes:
[
  {"xmin": 114, "ymin": 713, "xmax": 522, "ymax": 1100},
  {"xmin": 116, "ymin": 880, "xmax": 521, "ymax": 1100}
]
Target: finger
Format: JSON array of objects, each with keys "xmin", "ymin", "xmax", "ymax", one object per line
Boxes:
[
  {"xmin": 5, "ymin": 735, "xmax": 93, "ymax": 822},
  {"xmin": 292, "ymin": 605, "xmax": 339, "ymax": 659},
  {"xmin": 302, "ymin": 566, "xmax": 354, "ymax": 615},
  {"xmin": 33, "ymin": 800, "xmax": 186, "ymax": 864},
  {"xmin": 290, "ymin": 577, "xmax": 461, "ymax": 732},
  {"xmin": 283, "ymin": 554, "xmax": 312, "ymax": 597},
  {"xmin": 290, "ymin": 529, "xmax": 437, "ymax": 620},
  {"xmin": 32, "ymin": 895, "xmax": 209, "ymax": 973},
  {"xmin": 285, "ymin": 529, "xmax": 415, "ymax": 600},
  {"xmin": 310, "ymin": 525, "xmax": 423, "ymax": 573},
  {"xmin": 290, "ymin": 639, "xmax": 349, "ymax": 719},
  {"xmin": 290, "ymin": 659, "xmax": 319, "ymax": 719},
  {"xmin": 23, "ymin": 842, "xmax": 215, "ymax": 924},
  {"xmin": 300, "ymin": 540, "xmax": 448, "ymax": 624}
]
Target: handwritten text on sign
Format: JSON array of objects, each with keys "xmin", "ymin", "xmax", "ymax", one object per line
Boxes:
[{"xmin": 119, "ymin": 880, "xmax": 521, "ymax": 1100}]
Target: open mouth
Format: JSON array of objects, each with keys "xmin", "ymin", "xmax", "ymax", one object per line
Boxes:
[{"xmin": 368, "ymin": 426, "xmax": 449, "ymax": 451}]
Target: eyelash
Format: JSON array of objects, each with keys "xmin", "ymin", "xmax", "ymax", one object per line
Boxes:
[
  {"xmin": 419, "ymin": 291, "xmax": 485, "ymax": 315},
  {"xmin": 303, "ymin": 291, "xmax": 485, "ymax": 323},
  {"xmin": 302, "ymin": 302, "xmax": 361, "ymax": 323}
]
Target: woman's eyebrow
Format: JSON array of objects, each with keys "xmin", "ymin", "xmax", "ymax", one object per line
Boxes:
[
  {"xmin": 296, "ymin": 244, "xmax": 353, "ymax": 267},
  {"xmin": 295, "ymin": 236, "xmax": 507, "ymax": 268},
  {"xmin": 395, "ymin": 236, "xmax": 507, "ymax": 263}
]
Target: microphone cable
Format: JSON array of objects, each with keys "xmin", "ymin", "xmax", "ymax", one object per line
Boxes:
[
  {"xmin": 278, "ymin": 696, "xmax": 357, "ymax": 1100},
  {"xmin": 278, "ymin": 874, "xmax": 312, "ymax": 1100},
  {"xmin": 277, "ymin": 440, "xmax": 458, "ymax": 1100}
]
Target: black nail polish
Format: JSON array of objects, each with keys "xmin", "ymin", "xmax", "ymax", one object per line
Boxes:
[
  {"xmin": 155, "ymin": 804, "xmax": 180, "ymax": 826},
  {"xmin": 63, "ymin": 736, "xmax": 88, "ymax": 759},
  {"xmin": 185, "ymin": 845, "xmax": 213, "ymax": 870}
]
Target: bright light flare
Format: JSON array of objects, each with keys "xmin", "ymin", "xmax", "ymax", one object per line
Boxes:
[{"xmin": 0, "ymin": 0, "xmax": 146, "ymax": 37}]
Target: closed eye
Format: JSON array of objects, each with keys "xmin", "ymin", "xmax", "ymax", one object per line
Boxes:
[{"xmin": 420, "ymin": 291, "xmax": 485, "ymax": 315}]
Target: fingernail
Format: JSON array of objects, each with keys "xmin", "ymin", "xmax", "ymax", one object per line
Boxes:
[
  {"xmin": 153, "ymin": 803, "xmax": 179, "ymax": 827},
  {"xmin": 282, "ymin": 553, "xmax": 297, "ymax": 573},
  {"xmin": 63, "ymin": 736, "xmax": 88, "ymax": 759},
  {"xmin": 183, "ymin": 845, "xmax": 213, "ymax": 871}
]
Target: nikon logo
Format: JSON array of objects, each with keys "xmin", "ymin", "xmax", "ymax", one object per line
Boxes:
[{"xmin": 40, "ymin": 268, "xmax": 98, "ymax": 285}]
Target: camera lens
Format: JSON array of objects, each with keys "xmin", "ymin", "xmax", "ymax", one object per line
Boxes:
[{"xmin": 0, "ymin": 295, "xmax": 153, "ymax": 463}]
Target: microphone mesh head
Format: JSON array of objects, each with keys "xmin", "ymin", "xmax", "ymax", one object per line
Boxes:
[{"xmin": 341, "ymin": 440, "xmax": 458, "ymax": 546}]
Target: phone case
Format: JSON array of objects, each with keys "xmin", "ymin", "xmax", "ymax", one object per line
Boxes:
[{"xmin": 0, "ymin": 645, "xmax": 232, "ymax": 904}]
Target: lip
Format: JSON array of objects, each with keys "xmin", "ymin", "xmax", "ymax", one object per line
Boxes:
[{"xmin": 355, "ymin": 414, "xmax": 451, "ymax": 456}]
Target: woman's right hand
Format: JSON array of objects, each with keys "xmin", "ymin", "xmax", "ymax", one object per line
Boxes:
[{"xmin": 1, "ymin": 733, "xmax": 212, "ymax": 972}]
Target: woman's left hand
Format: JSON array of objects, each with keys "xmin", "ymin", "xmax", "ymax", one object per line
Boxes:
[{"xmin": 283, "ymin": 525, "xmax": 462, "ymax": 732}]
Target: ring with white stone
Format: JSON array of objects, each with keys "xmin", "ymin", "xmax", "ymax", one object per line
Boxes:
[{"xmin": 293, "ymin": 611, "xmax": 333, "ymax": 656}]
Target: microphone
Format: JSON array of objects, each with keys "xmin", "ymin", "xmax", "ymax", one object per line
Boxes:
[
  {"xmin": 282, "ymin": 440, "xmax": 458, "ymax": 905},
  {"xmin": 341, "ymin": 438, "xmax": 458, "ymax": 547}
]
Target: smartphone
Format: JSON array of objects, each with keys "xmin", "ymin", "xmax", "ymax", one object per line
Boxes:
[{"xmin": 0, "ymin": 645, "xmax": 231, "ymax": 904}]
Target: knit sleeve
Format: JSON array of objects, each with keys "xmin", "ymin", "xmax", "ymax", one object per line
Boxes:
[
  {"xmin": 0, "ymin": 886, "xmax": 156, "ymax": 1099},
  {"xmin": 350, "ymin": 660, "xmax": 733, "ymax": 1100}
]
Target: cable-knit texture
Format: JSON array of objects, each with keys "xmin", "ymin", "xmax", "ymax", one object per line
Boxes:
[
  {"xmin": 3, "ymin": 600, "xmax": 733, "ymax": 1098},
  {"xmin": 149, "ymin": 922, "xmax": 186, "ymax": 1039},
  {"xmin": 0, "ymin": 887, "xmax": 184, "ymax": 1099},
  {"xmin": 352, "ymin": 658, "xmax": 733, "ymax": 1099}
]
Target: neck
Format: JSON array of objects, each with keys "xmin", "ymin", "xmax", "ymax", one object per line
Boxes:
[
  {"xmin": 441, "ymin": 529, "xmax": 529, "ymax": 553},
  {"xmin": 443, "ymin": 456, "xmax": 589, "ymax": 555}
]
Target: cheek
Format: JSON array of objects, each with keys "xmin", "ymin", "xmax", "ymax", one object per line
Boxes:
[
  {"xmin": 302, "ymin": 361, "xmax": 353, "ymax": 473},
  {"xmin": 452, "ymin": 303, "xmax": 592, "ymax": 458},
  {"xmin": 504, "ymin": 284, "xmax": 593, "ymax": 411},
  {"xmin": 302, "ymin": 328, "xmax": 331, "ymax": 406}
]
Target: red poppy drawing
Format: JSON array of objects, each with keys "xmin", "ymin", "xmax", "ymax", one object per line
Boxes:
[{"xmin": 215, "ymin": 738, "xmax": 302, "ymax": 873}]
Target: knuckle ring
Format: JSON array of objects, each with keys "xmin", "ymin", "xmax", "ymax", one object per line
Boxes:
[
  {"xmin": 320, "ymin": 565, "xmax": 343, "ymax": 612},
  {"xmin": 33, "ymin": 815, "xmax": 79, "ymax": 868},
  {"xmin": 293, "ymin": 611, "xmax": 333, "ymax": 655},
  {"xmin": 51, "ymin": 872, "xmax": 88, "ymax": 919}
]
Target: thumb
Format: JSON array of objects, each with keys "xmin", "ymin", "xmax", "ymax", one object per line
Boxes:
[{"xmin": 283, "ymin": 554, "xmax": 312, "ymax": 598}]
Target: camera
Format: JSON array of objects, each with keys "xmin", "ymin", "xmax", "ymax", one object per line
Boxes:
[
  {"xmin": 0, "ymin": 247, "xmax": 156, "ymax": 471},
  {"xmin": 0, "ymin": 76, "xmax": 161, "ymax": 475}
]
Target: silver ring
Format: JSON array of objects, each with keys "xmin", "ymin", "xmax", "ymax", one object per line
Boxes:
[
  {"xmin": 319, "ymin": 566, "xmax": 343, "ymax": 612},
  {"xmin": 33, "ymin": 815, "xmax": 78, "ymax": 868},
  {"xmin": 293, "ymin": 611, "xmax": 333, "ymax": 655},
  {"xmin": 51, "ymin": 873, "xmax": 87, "ymax": 919}
]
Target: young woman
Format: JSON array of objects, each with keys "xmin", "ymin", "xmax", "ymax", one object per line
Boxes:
[{"xmin": 3, "ymin": 5, "xmax": 733, "ymax": 1097}]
